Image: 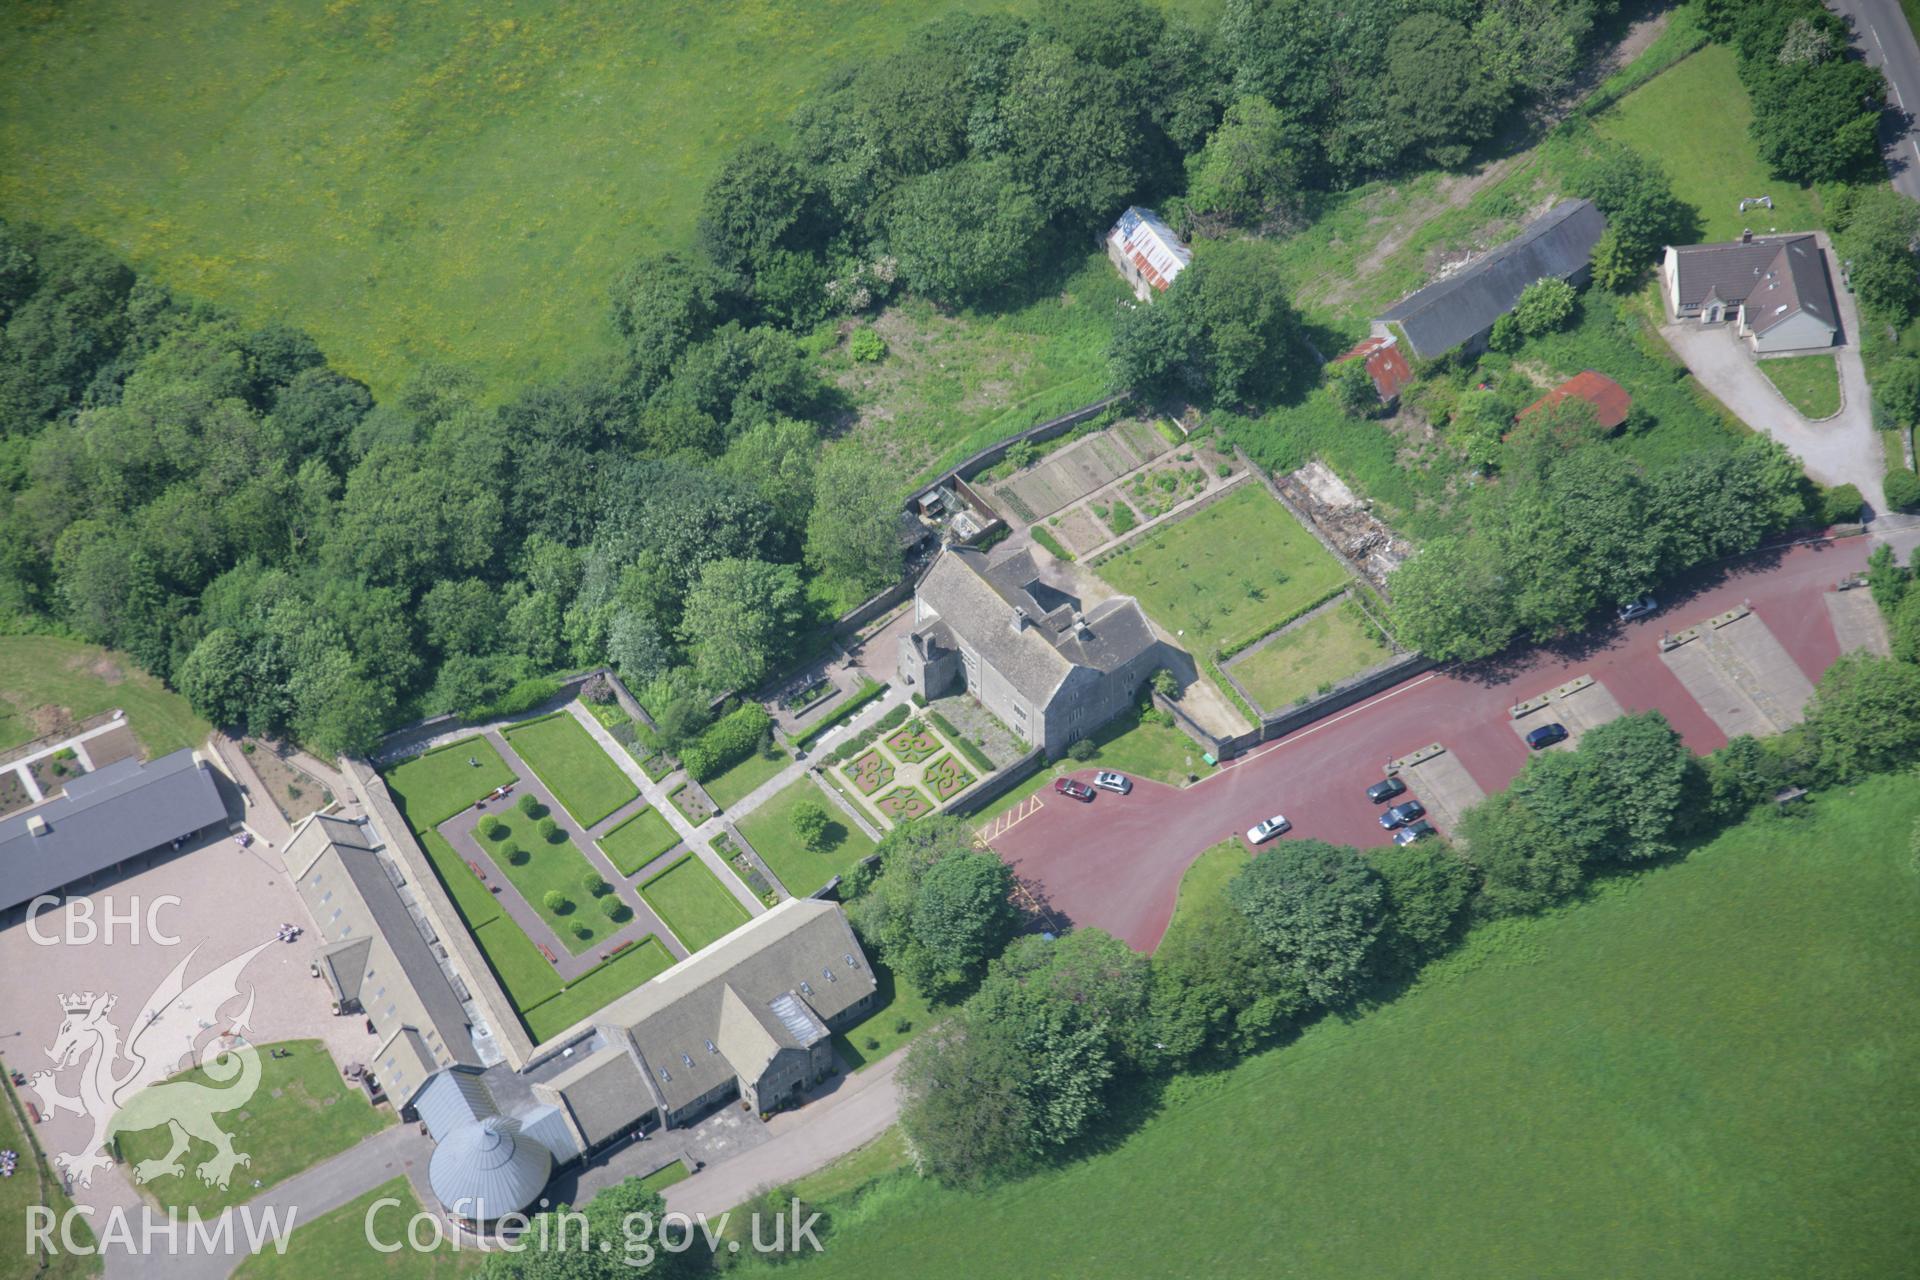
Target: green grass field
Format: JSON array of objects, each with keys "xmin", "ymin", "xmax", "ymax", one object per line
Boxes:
[
  {"xmin": 1757, "ymin": 354, "xmax": 1842, "ymax": 419},
  {"xmin": 0, "ymin": 635, "xmax": 209, "ymax": 758},
  {"xmin": 640, "ymin": 855, "xmax": 751, "ymax": 953},
  {"xmin": 115, "ymin": 1041, "xmax": 389, "ymax": 1217},
  {"xmin": 232, "ymin": 1176, "xmax": 481, "ymax": 1280},
  {"xmin": 418, "ymin": 829, "xmax": 501, "ymax": 928},
  {"xmin": 1160, "ymin": 840, "xmax": 1247, "ymax": 945},
  {"xmin": 830, "ymin": 960, "xmax": 941, "ymax": 1072},
  {"xmin": 473, "ymin": 810, "xmax": 612, "ymax": 954},
  {"xmin": 1, "ymin": 1076, "xmax": 99, "ymax": 1279},
  {"xmin": 736, "ymin": 778, "xmax": 877, "ymax": 898},
  {"xmin": 522, "ymin": 936, "xmax": 675, "ymax": 1043},
  {"xmin": 1595, "ymin": 44, "xmax": 1824, "ymax": 241},
  {"xmin": 700, "ymin": 740, "xmax": 791, "ymax": 812},
  {"xmin": 382, "ymin": 737, "xmax": 515, "ymax": 830},
  {"xmin": 791, "ymin": 773, "xmax": 1920, "ymax": 1277},
  {"xmin": 1095, "ymin": 484, "xmax": 1352, "ymax": 654},
  {"xmin": 0, "ymin": 0, "xmax": 1061, "ymax": 397},
  {"xmin": 597, "ymin": 807, "xmax": 682, "ymax": 877},
  {"xmin": 503, "ymin": 712, "xmax": 637, "ymax": 828},
  {"xmin": 636, "ymin": 1162, "xmax": 691, "ymax": 1196},
  {"xmin": 1228, "ymin": 602, "xmax": 1393, "ymax": 711}
]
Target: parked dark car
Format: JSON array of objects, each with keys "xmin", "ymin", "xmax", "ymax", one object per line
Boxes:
[
  {"xmin": 1525, "ymin": 723, "xmax": 1570, "ymax": 750},
  {"xmin": 1379, "ymin": 800, "xmax": 1427, "ymax": 830},
  {"xmin": 1392, "ymin": 819, "xmax": 1437, "ymax": 846},
  {"xmin": 1054, "ymin": 777, "xmax": 1096, "ymax": 802},
  {"xmin": 1365, "ymin": 776, "xmax": 1408, "ymax": 804}
]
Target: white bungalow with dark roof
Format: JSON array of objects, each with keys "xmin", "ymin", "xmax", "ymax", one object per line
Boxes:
[
  {"xmin": 1661, "ymin": 231, "xmax": 1839, "ymax": 354},
  {"xmin": 898, "ymin": 545, "xmax": 1167, "ymax": 756}
]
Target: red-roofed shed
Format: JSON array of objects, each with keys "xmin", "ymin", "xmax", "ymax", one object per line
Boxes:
[
  {"xmin": 1333, "ymin": 336, "xmax": 1414, "ymax": 404},
  {"xmin": 1517, "ymin": 370, "xmax": 1631, "ymax": 431}
]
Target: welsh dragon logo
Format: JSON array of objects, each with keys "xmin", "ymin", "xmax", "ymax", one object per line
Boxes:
[{"xmin": 30, "ymin": 938, "xmax": 276, "ymax": 1191}]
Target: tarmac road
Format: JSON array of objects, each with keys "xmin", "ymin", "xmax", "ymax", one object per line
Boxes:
[
  {"xmin": 988, "ymin": 535, "xmax": 1875, "ymax": 953},
  {"xmin": 1831, "ymin": 0, "xmax": 1920, "ymax": 202}
]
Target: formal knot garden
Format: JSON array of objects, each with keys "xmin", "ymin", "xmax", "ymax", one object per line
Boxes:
[{"xmin": 827, "ymin": 711, "xmax": 979, "ymax": 830}]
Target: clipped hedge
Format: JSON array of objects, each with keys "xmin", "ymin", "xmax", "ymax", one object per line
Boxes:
[
  {"xmin": 681, "ymin": 703, "xmax": 775, "ymax": 781},
  {"xmin": 465, "ymin": 677, "xmax": 561, "ymax": 723},
  {"xmin": 792, "ymin": 677, "xmax": 887, "ymax": 748},
  {"xmin": 827, "ymin": 703, "xmax": 912, "ymax": 765},
  {"xmin": 929, "ymin": 711, "xmax": 995, "ymax": 773},
  {"xmin": 1886, "ymin": 466, "xmax": 1920, "ymax": 513}
]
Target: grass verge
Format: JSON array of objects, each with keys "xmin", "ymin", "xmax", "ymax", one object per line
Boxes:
[
  {"xmin": 383, "ymin": 737, "xmax": 515, "ymax": 830},
  {"xmin": 1228, "ymin": 602, "xmax": 1394, "ymax": 711},
  {"xmin": 1756, "ymin": 354, "xmax": 1842, "ymax": 419},
  {"xmin": 231, "ymin": 1175, "xmax": 480, "ymax": 1280},
  {"xmin": 640, "ymin": 855, "xmax": 751, "ymax": 953},
  {"xmin": 598, "ymin": 807, "xmax": 681, "ymax": 877},
  {"xmin": 503, "ymin": 711, "xmax": 638, "ymax": 828},
  {"xmin": 736, "ymin": 777, "xmax": 878, "ymax": 898}
]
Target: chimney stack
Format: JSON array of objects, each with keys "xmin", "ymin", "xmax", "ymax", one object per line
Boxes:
[
  {"xmin": 1741, "ymin": 228, "xmax": 1752, "ymax": 244},
  {"xmin": 27, "ymin": 815, "xmax": 49, "ymax": 838},
  {"xmin": 1010, "ymin": 607, "xmax": 1030, "ymax": 634}
]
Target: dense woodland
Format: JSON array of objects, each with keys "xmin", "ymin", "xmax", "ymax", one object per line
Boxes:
[{"xmin": 0, "ymin": 0, "xmax": 1908, "ymax": 758}]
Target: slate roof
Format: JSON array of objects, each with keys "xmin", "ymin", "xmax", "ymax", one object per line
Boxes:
[
  {"xmin": 417, "ymin": 1067, "xmax": 497, "ymax": 1142},
  {"xmin": 913, "ymin": 546, "xmax": 1159, "ymax": 709},
  {"xmin": 0, "ymin": 748, "xmax": 228, "ymax": 913},
  {"xmin": 1107, "ymin": 206, "xmax": 1192, "ymax": 293},
  {"xmin": 537, "ymin": 1045, "xmax": 652, "ymax": 1149},
  {"xmin": 1378, "ymin": 199, "xmax": 1606, "ymax": 358},
  {"xmin": 287, "ymin": 814, "xmax": 480, "ymax": 1102},
  {"xmin": 1334, "ymin": 336, "xmax": 1415, "ymax": 402},
  {"xmin": 1518, "ymin": 370, "xmax": 1632, "ymax": 431},
  {"xmin": 596, "ymin": 898, "xmax": 876, "ymax": 1114},
  {"xmin": 1667, "ymin": 235, "xmax": 1838, "ymax": 337}
]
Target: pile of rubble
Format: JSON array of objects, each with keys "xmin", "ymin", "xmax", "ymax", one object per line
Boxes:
[{"xmin": 1278, "ymin": 461, "xmax": 1414, "ymax": 593}]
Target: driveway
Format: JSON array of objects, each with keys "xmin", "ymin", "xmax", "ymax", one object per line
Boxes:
[
  {"xmin": 986, "ymin": 535, "xmax": 1873, "ymax": 951},
  {"xmin": 1659, "ymin": 239, "xmax": 1887, "ymax": 514}
]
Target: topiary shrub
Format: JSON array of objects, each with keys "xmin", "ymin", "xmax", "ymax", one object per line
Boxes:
[
  {"xmin": 501, "ymin": 841, "xmax": 527, "ymax": 865},
  {"xmin": 573, "ymin": 923, "xmax": 594, "ymax": 941},
  {"xmin": 517, "ymin": 792, "xmax": 541, "ymax": 818},
  {"xmin": 599, "ymin": 897, "xmax": 629, "ymax": 922},
  {"xmin": 542, "ymin": 889, "xmax": 571, "ymax": 914},
  {"xmin": 1885, "ymin": 466, "xmax": 1920, "ymax": 512},
  {"xmin": 1068, "ymin": 738, "xmax": 1096, "ymax": 762},
  {"xmin": 480, "ymin": 816, "xmax": 507, "ymax": 841},
  {"xmin": 538, "ymin": 816, "xmax": 561, "ymax": 843},
  {"xmin": 791, "ymin": 800, "xmax": 832, "ymax": 853},
  {"xmin": 583, "ymin": 873, "xmax": 609, "ymax": 897}
]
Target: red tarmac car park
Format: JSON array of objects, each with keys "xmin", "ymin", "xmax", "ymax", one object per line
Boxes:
[{"xmin": 985, "ymin": 537, "xmax": 1870, "ymax": 952}]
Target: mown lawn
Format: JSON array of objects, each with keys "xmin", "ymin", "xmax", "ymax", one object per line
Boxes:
[
  {"xmin": 1757, "ymin": 354, "xmax": 1842, "ymax": 420},
  {"xmin": 1160, "ymin": 839, "xmax": 1247, "ymax": 945},
  {"xmin": 1229, "ymin": 603, "xmax": 1393, "ymax": 711},
  {"xmin": 830, "ymin": 960, "xmax": 941, "ymax": 1072},
  {"xmin": 640, "ymin": 855, "xmax": 751, "ymax": 953},
  {"xmin": 115, "ymin": 1040, "xmax": 390, "ymax": 1217},
  {"xmin": 792, "ymin": 773, "xmax": 1920, "ymax": 1278},
  {"xmin": 0, "ymin": 635, "xmax": 209, "ymax": 758},
  {"xmin": 700, "ymin": 741, "xmax": 791, "ymax": 812},
  {"xmin": 503, "ymin": 711, "xmax": 637, "ymax": 828},
  {"xmin": 597, "ymin": 807, "xmax": 681, "ymax": 877},
  {"xmin": 232, "ymin": 1176, "xmax": 481, "ymax": 1280},
  {"xmin": 1, "ymin": 1076, "xmax": 99, "ymax": 1279},
  {"xmin": 1595, "ymin": 44, "xmax": 1824, "ymax": 241},
  {"xmin": 636, "ymin": 1162, "xmax": 690, "ymax": 1196},
  {"xmin": 736, "ymin": 778, "xmax": 877, "ymax": 898},
  {"xmin": 382, "ymin": 737, "xmax": 515, "ymax": 831},
  {"xmin": 1095, "ymin": 484, "xmax": 1352, "ymax": 654},
  {"xmin": 522, "ymin": 937, "xmax": 675, "ymax": 1044},
  {"xmin": 472, "ymin": 810, "xmax": 614, "ymax": 955}
]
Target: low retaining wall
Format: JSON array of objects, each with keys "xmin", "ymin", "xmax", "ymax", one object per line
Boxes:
[
  {"xmin": 946, "ymin": 747, "xmax": 1046, "ymax": 818},
  {"xmin": 930, "ymin": 392, "xmax": 1131, "ymax": 494},
  {"xmin": 1156, "ymin": 649, "xmax": 1438, "ymax": 762}
]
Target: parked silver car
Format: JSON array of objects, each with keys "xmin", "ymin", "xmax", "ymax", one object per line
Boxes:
[
  {"xmin": 1246, "ymin": 814, "xmax": 1291, "ymax": 844},
  {"xmin": 1093, "ymin": 771, "xmax": 1132, "ymax": 795}
]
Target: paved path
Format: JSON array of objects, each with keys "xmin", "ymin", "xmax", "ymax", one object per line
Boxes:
[
  {"xmin": 662, "ymin": 1047, "xmax": 908, "ymax": 1219},
  {"xmin": 1659, "ymin": 239, "xmax": 1887, "ymax": 515},
  {"xmin": 207, "ymin": 733, "xmax": 296, "ymax": 852},
  {"xmin": 441, "ymin": 729, "xmax": 683, "ymax": 977},
  {"xmin": 563, "ymin": 702, "xmax": 765, "ymax": 917},
  {"xmin": 1833, "ymin": 0, "xmax": 1920, "ymax": 203},
  {"xmin": 987, "ymin": 536, "xmax": 1875, "ymax": 951},
  {"xmin": 113, "ymin": 1123, "xmax": 435, "ymax": 1280}
]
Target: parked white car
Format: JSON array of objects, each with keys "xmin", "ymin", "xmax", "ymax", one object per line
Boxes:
[
  {"xmin": 1093, "ymin": 771, "xmax": 1132, "ymax": 795},
  {"xmin": 1246, "ymin": 814, "xmax": 1290, "ymax": 844}
]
